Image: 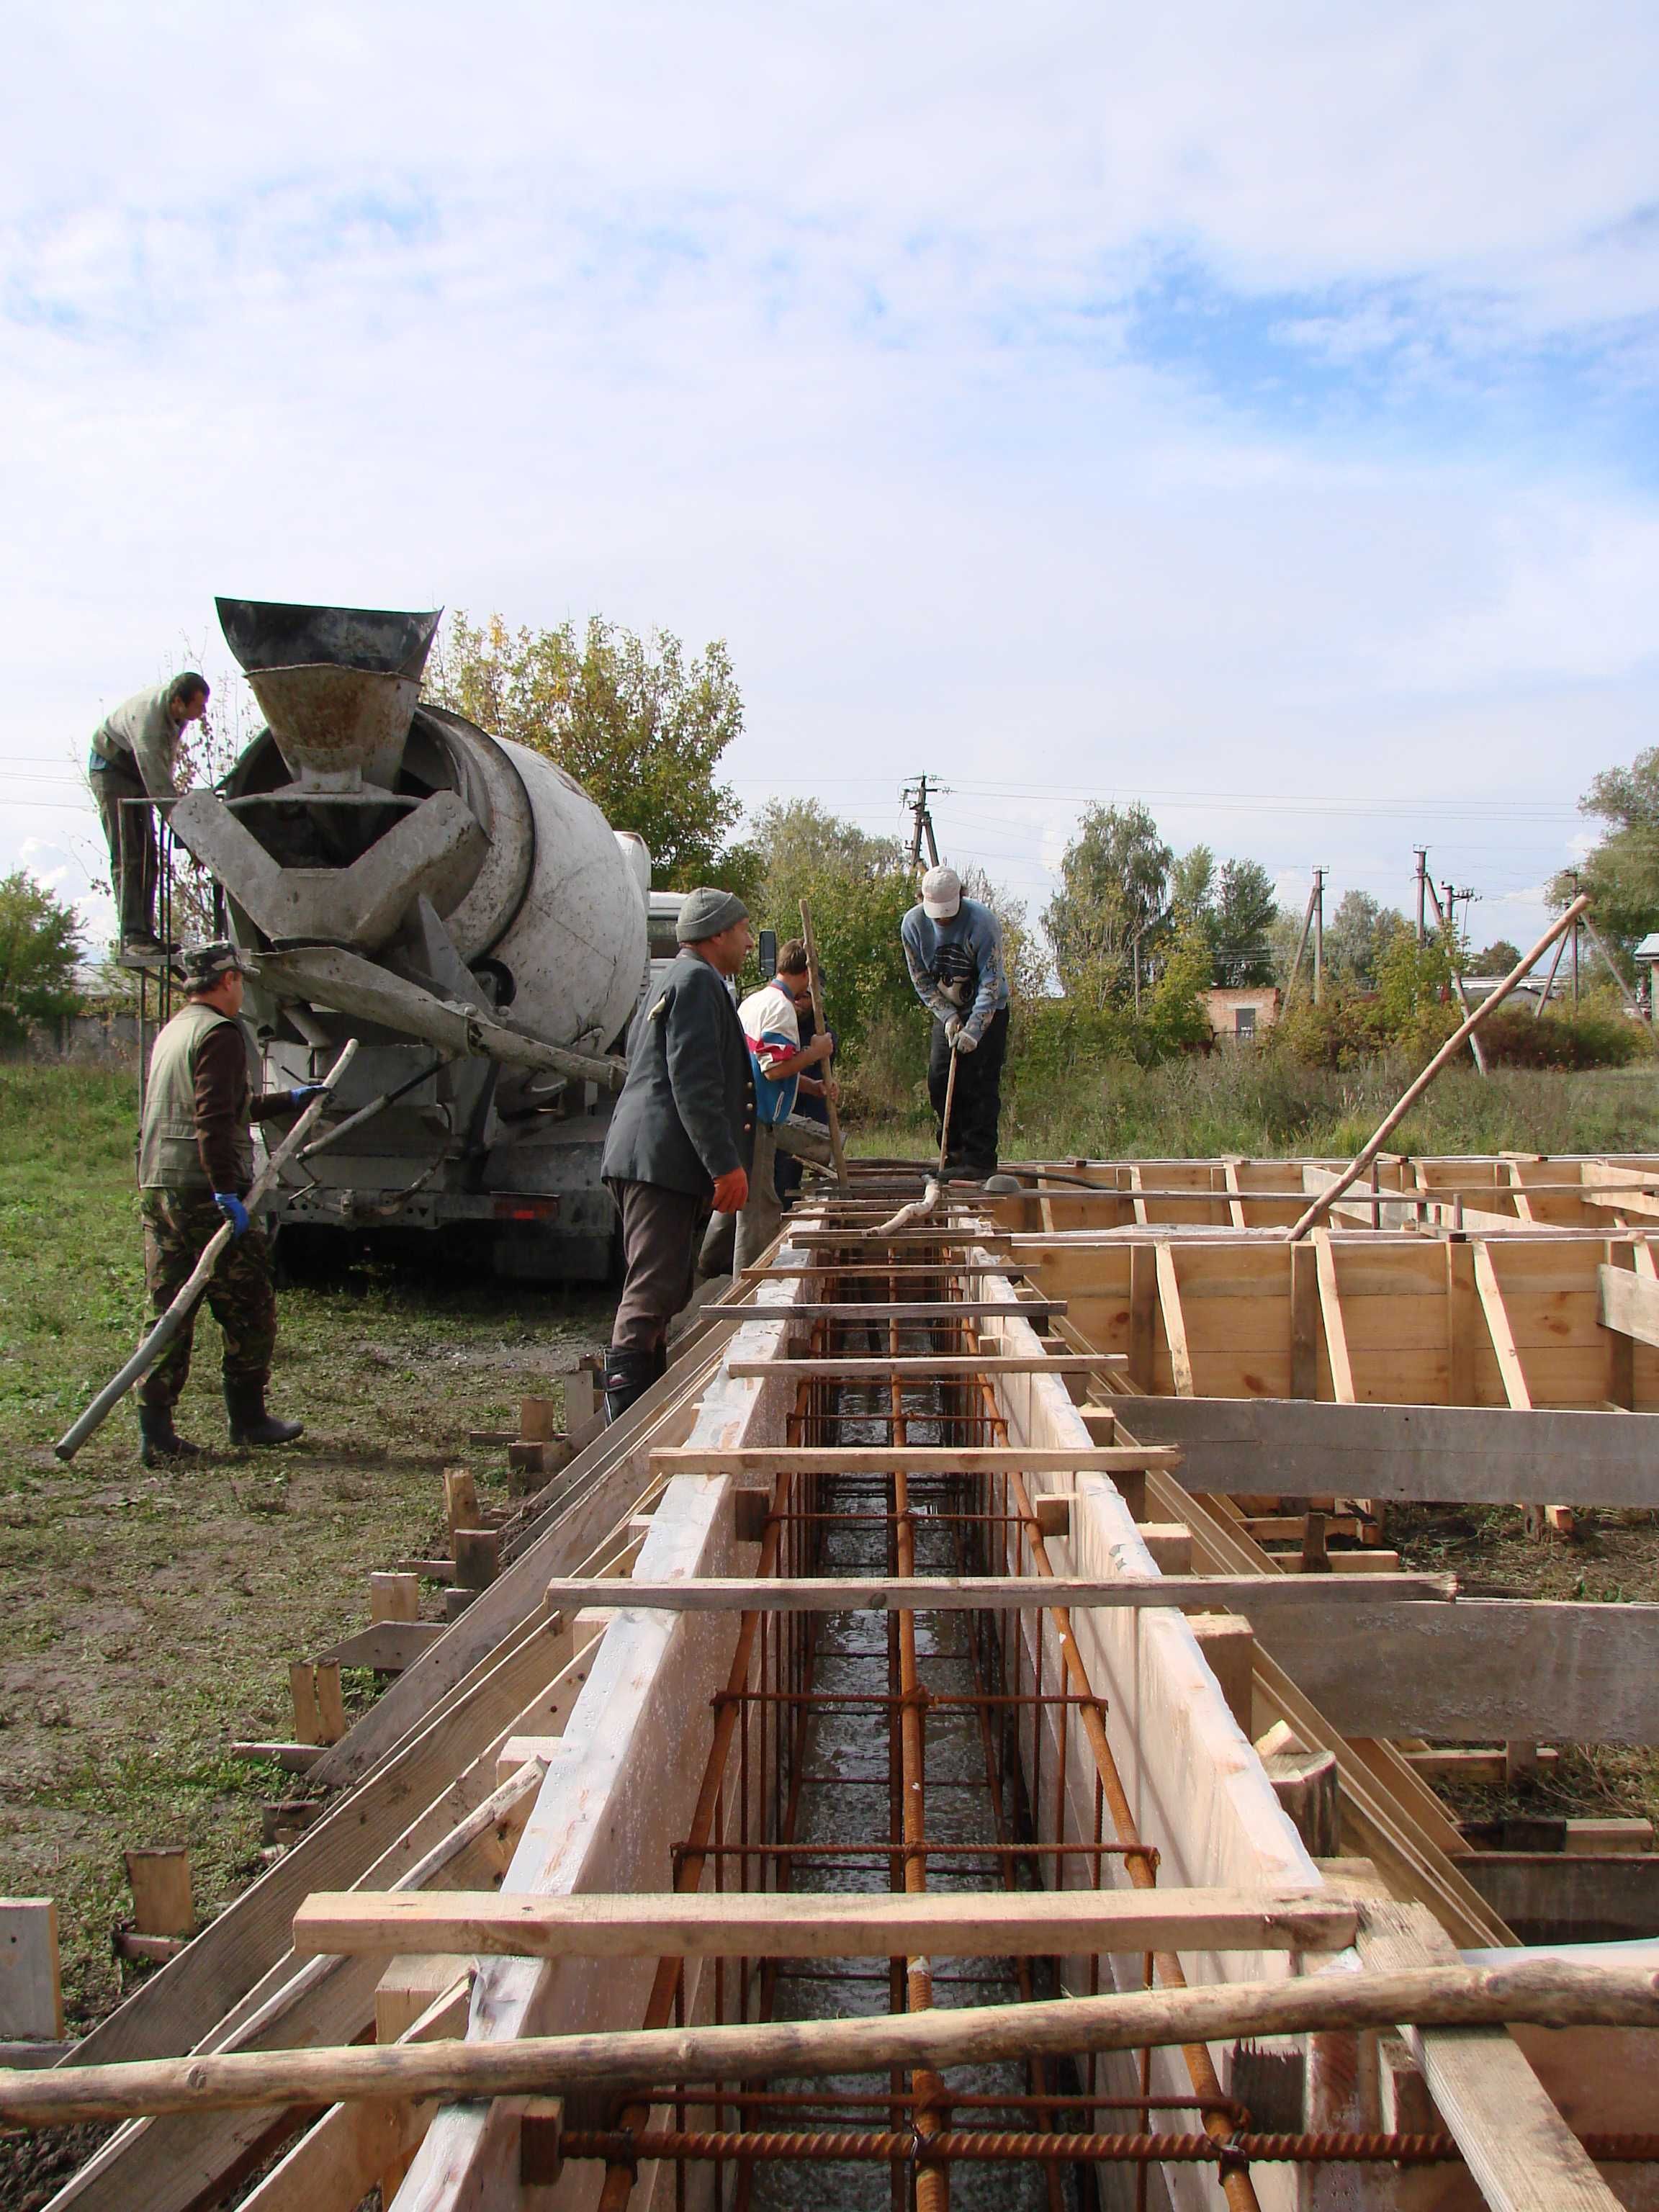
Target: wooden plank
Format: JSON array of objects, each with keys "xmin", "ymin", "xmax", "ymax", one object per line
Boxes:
[
  {"xmin": 1289, "ymin": 1238, "xmax": 1319, "ymax": 1401},
  {"xmin": 1259, "ymin": 1599, "xmax": 1659, "ymax": 1745},
  {"xmin": 688, "ymin": 1299, "xmax": 1064, "ymax": 1321},
  {"xmin": 1154, "ymin": 1243, "xmax": 1195, "ymax": 1397},
  {"xmin": 541, "ymin": 1573, "xmax": 1454, "ymax": 1614},
  {"xmin": 727, "ymin": 1354, "xmax": 1125, "ymax": 1378},
  {"xmin": 1474, "ymin": 1244, "xmax": 1532, "ymax": 1410},
  {"xmin": 318, "ymin": 1622, "xmax": 446, "ymax": 1672},
  {"xmin": 1113, "ymin": 1397, "xmax": 1659, "ymax": 1509},
  {"xmin": 1359, "ymin": 1901, "xmax": 1623, "ymax": 2212},
  {"xmin": 0, "ymin": 1900, "xmax": 63, "ymax": 2041},
  {"xmin": 1128, "ymin": 1243, "xmax": 1156, "ymax": 1388},
  {"xmin": 292, "ymin": 1885, "xmax": 1357, "ymax": 1961},
  {"xmin": 1447, "ymin": 1238, "xmax": 1478, "ymax": 1406},
  {"xmin": 1598, "ymin": 1262, "xmax": 1659, "ymax": 1350},
  {"xmin": 1312, "ymin": 1229, "xmax": 1356, "ymax": 1403},
  {"xmin": 648, "ymin": 1446, "xmax": 1179, "ymax": 1475}
]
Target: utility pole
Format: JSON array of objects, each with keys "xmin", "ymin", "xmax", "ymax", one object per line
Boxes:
[
  {"xmin": 1423, "ymin": 876, "xmax": 1488, "ymax": 1077},
  {"xmin": 1312, "ymin": 867, "xmax": 1325, "ymax": 1007},
  {"xmin": 1569, "ymin": 871, "xmax": 1581, "ymax": 1014},
  {"xmin": 1414, "ymin": 848, "xmax": 1428, "ymax": 945},
  {"xmin": 1283, "ymin": 875, "xmax": 1318, "ymax": 1010},
  {"xmin": 902, "ymin": 776, "xmax": 943, "ymax": 873}
]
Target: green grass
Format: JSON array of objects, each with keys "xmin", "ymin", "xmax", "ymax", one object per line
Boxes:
[
  {"xmin": 0, "ymin": 1064, "xmax": 610, "ymax": 2071},
  {"xmin": 850, "ymin": 1053, "xmax": 1659, "ymax": 1162}
]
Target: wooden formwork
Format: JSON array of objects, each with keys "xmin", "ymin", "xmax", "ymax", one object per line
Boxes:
[{"xmin": 22, "ymin": 1161, "xmax": 1659, "ymax": 2212}]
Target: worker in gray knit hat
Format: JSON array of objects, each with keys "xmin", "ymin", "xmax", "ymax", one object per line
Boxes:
[{"xmin": 598, "ymin": 887, "xmax": 756, "ymax": 1421}]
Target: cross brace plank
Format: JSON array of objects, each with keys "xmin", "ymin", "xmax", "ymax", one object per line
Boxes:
[
  {"xmin": 541, "ymin": 1573, "xmax": 1455, "ymax": 1614},
  {"xmin": 291, "ymin": 1885, "xmax": 1358, "ymax": 1961},
  {"xmin": 727, "ymin": 1355, "xmax": 1125, "ymax": 1378},
  {"xmin": 648, "ymin": 1446, "xmax": 1174, "ymax": 1475}
]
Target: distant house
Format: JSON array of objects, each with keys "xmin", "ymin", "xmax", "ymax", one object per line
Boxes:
[
  {"xmin": 1635, "ymin": 934, "xmax": 1659, "ymax": 1012},
  {"xmin": 1204, "ymin": 986, "xmax": 1280, "ymax": 1043}
]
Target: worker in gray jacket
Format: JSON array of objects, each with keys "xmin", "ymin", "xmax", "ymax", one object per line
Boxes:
[
  {"xmin": 598, "ymin": 887, "xmax": 756, "ymax": 1421},
  {"xmin": 88, "ymin": 673, "xmax": 210, "ymax": 961},
  {"xmin": 901, "ymin": 865, "xmax": 1011, "ymax": 1180}
]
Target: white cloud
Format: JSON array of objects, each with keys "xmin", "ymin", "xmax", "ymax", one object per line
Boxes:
[{"xmin": 3, "ymin": 1, "xmax": 1658, "ymax": 969}]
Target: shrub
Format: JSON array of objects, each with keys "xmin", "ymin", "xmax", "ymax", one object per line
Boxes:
[{"xmin": 1479, "ymin": 1007, "xmax": 1648, "ymax": 1070}]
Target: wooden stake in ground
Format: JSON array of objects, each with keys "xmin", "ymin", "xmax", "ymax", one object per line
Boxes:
[
  {"xmin": 54, "ymin": 1036, "xmax": 360, "ymax": 1460},
  {"xmin": 1286, "ymin": 897, "xmax": 1590, "ymax": 1244},
  {"xmin": 796, "ymin": 899, "xmax": 850, "ymax": 1193}
]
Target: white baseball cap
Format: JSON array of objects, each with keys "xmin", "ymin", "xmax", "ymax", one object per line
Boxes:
[{"xmin": 921, "ymin": 866, "xmax": 961, "ymax": 920}]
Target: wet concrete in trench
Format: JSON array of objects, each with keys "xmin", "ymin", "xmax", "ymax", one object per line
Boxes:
[{"xmin": 745, "ymin": 1372, "xmax": 1080, "ymax": 2212}]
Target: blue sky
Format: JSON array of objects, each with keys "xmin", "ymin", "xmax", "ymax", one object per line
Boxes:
[{"xmin": 4, "ymin": 0, "xmax": 1659, "ymax": 959}]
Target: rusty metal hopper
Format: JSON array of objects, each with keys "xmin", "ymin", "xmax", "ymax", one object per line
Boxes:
[{"xmin": 215, "ymin": 598, "xmax": 441, "ymax": 791}]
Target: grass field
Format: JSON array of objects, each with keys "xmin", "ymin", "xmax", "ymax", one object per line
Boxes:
[
  {"xmin": 0, "ymin": 1064, "xmax": 608, "ymax": 2075},
  {"xmin": 851, "ymin": 1049, "xmax": 1659, "ymax": 1162}
]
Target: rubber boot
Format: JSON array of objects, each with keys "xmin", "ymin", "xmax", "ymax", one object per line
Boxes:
[
  {"xmin": 225, "ymin": 1380, "xmax": 304, "ymax": 1448},
  {"xmin": 138, "ymin": 1403, "xmax": 204, "ymax": 1467},
  {"xmin": 601, "ymin": 1346, "xmax": 655, "ymax": 1426},
  {"xmin": 650, "ymin": 1342, "xmax": 669, "ymax": 1384}
]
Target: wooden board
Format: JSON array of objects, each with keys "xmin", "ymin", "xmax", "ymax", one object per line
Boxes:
[
  {"xmin": 1116, "ymin": 1397, "xmax": 1659, "ymax": 1509},
  {"xmin": 727, "ymin": 1354, "xmax": 1124, "ymax": 1378},
  {"xmin": 1259, "ymin": 1599, "xmax": 1659, "ymax": 1745},
  {"xmin": 541, "ymin": 1572, "xmax": 1454, "ymax": 1614},
  {"xmin": 1599, "ymin": 1262, "xmax": 1659, "ymax": 1349},
  {"xmin": 648, "ymin": 1445, "xmax": 1179, "ymax": 1475},
  {"xmin": 292, "ymin": 1885, "xmax": 1357, "ymax": 1961}
]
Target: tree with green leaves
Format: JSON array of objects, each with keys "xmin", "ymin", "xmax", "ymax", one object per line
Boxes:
[
  {"xmin": 747, "ymin": 799, "xmax": 917, "ymax": 1053},
  {"xmin": 1041, "ymin": 803, "xmax": 1173, "ymax": 1010},
  {"xmin": 1210, "ymin": 859, "xmax": 1279, "ymax": 986},
  {"xmin": 429, "ymin": 613, "xmax": 747, "ymax": 886},
  {"xmin": 0, "ymin": 872, "xmax": 83, "ymax": 1045},
  {"xmin": 1550, "ymin": 747, "xmax": 1659, "ymax": 953},
  {"xmin": 1323, "ymin": 889, "xmax": 1410, "ymax": 988}
]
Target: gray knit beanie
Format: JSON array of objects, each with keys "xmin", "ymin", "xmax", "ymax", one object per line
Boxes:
[{"xmin": 676, "ymin": 886, "xmax": 749, "ymax": 943}]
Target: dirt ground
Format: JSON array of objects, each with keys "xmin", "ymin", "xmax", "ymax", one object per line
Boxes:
[{"xmin": 0, "ymin": 1066, "xmax": 611, "ymax": 2072}]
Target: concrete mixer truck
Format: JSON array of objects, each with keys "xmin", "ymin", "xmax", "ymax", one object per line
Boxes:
[{"xmin": 167, "ymin": 598, "xmax": 685, "ymax": 1281}]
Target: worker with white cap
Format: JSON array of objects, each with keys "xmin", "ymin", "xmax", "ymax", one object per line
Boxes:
[{"xmin": 900, "ymin": 865, "xmax": 1010, "ymax": 1181}]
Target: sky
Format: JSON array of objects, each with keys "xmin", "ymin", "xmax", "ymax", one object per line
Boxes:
[{"xmin": 5, "ymin": 1, "xmax": 1659, "ymax": 965}]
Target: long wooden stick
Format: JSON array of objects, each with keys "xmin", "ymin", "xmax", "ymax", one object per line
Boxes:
[
  {"xmin": 6, "ymin": 1960, "xmax": 1658, "ymax": 2128},
  {"xmin": 796, "ymin": 899, "xmax": 849, "ymax": 1192},
  {"xmin": 1286, "ymin": 898, "xmax": 1590, "ymax": 1244},
  {"xmin": 54, "ymin": 1036, "xmax": 361, "ymax": 1459}
]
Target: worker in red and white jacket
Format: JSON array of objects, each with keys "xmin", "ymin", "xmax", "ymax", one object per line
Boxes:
[{"xmin": 703, "ymin": 940, "xmax": 834, "ymax": 1272}]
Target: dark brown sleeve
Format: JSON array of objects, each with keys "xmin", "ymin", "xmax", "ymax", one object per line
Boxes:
[
  {"xmin": 192, "ymin": 1023, "xmax": 251, "ymax": 1192},
  {"xmin": 249, "ymin": 1090, "xmax": 291, "ymax": 1123}
]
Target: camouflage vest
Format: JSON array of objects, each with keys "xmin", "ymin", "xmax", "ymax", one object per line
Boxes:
[{"xmin": 138, "ymin": 1001, "xmax": 255, "ymax": 1192}]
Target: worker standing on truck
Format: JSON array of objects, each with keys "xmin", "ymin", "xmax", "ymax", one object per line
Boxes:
[
  {"xmin": 901, "ymin": 864, "xmax": 1010, "ymax": 1182},
  {"xmin": 87, "ymin": 673, "xmax": 210, "ymax": 962},
  {"xmin": 598, "ymin": 889, "xmax": 756, "ymax": 1424},
  {"xmin": 134, "ymin": 943, "xmax": 322, "ymax": 1466}
]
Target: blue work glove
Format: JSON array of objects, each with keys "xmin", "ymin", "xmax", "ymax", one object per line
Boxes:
[
  {"xmin": 289, "ymin": 1084, "xmax": 328, "ymax": 1109},
  {"xmin": 214, "ymin": 1192, "xmax": 251, "ymax": 1238}
]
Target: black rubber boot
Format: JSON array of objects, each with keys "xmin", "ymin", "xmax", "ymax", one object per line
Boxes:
[
  {"xmin": 650, "ymin": 1342, "xmax": 669, "ymax": 1384},
  {"xmin": 138, "ymin": 1404, "xmax": 204, "ymax": 1467},
  {"xmin": 225, "ymin": 1380, "xmax": 304, "ymax": 1448},
  {"xmin": 601, "ymin": 1346, "xmax": 655, "ymax": 1425}
]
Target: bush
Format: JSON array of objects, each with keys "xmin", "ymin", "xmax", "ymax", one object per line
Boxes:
[{"xmin": 1479, "ymin": 1007, "xmax": 1648, "ymax": 1070}]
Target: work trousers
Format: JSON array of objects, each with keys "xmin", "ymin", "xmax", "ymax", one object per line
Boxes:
[
  {"xmin": 699, "ymin": 1121, "xmax": 781, "ymax": 1277},
  {"xmin": 139, "ymin": 1190, "xmax": 278, "ymax": 1409},
  {"xmin": 608, "ymin": 1178, "xmax": 711, "ymax": 1352},
  {"xmin": 927, "ymin": 1004, "xmax": 1010, "ymax": 1179},
  {"xmin": 91, "ymin": 760, "xmax": 158, "ymax": 938}
]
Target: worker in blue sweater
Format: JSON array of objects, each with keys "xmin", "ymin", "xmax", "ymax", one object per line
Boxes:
[{"xmin": 899, "ymin": 866, "xmax": 1010, "ymax": 1181}]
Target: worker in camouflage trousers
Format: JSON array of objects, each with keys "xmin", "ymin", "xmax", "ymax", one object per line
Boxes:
[{"xmin": 135, "ymin": 943, "xmax": 324, "ymax": 1466}]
